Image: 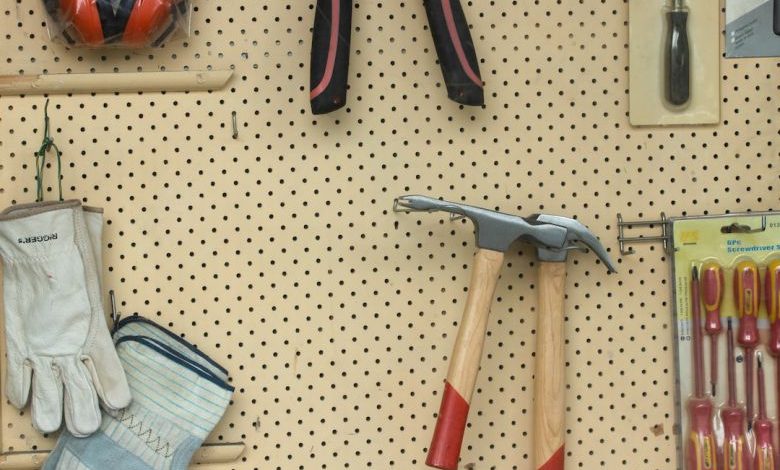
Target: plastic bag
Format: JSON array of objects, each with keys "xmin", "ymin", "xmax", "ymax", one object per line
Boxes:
[{"xmin": 43, "ymin": 0, "xmax": 191, "ymax": 48}]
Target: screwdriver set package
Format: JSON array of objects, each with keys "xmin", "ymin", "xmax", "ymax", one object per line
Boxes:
[
  {"xmin": 628, "ymin": 0, "xmax": 720, "ymax": 126},
  {"xmin": 726, "ymin": 0, "xmax": 780, "ymax": 57},
  {"xmin": 672, "ymin": 212, "xmax": 780, "ymax": 470}
]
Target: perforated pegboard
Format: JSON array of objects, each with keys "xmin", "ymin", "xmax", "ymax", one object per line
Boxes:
[{"xmin": 0, "ymin": 0, "xmax": 777, "ymax": 469}]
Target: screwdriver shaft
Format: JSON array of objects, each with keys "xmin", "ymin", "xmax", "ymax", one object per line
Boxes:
[
  {"xmin": 691, "ymin": 267, "xmax": 705, "ymax": 397},
  {"xmin": 755, "ymin": 353, "xmax": 777, "ymax": 470}
]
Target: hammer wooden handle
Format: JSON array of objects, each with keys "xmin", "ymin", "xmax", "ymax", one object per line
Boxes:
[
  {"xmin": 534, "ymin": 261, "xmax": 567, "ymax": 470},
  {"xmin": 427, "ymin": 248, "xmax": 504, "ymax": 470}
]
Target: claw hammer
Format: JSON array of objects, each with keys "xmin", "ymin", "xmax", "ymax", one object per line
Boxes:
[{"xmin": 394, "ymin": 195, "xmax": 616, "ymax": 470}]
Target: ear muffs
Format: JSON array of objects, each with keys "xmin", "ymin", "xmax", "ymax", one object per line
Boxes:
[
  {"xmin": 59, "ymin": 0, "xmax": 105, "ymax": 45},
  {"xmin": 123, "ymin": 0, "xmax": 175, "ymax": 46},
  {"xmin": 95, "ymin": 0, "xmax": 138, "ymax": 42},
  {"xmin": 53, "ymin": 0, "xmax": 175, "ymax": 46}
]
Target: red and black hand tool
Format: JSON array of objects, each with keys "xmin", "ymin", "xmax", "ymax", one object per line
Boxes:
[
  {"xmin": 723, "ymin": 318, "xmax": 750, "ymax": 470},
  {"xmin": 310, "ymin": 0, "xmax": 352, "ymax": 114},
  {"xmin": 423, "ymin": 0, "xmax": 484, "ymax": 106},
  {"xmin": 701, "ymin": 261, "xmax": 724, "ymax": 397},
  {"xmin": 766, "ymin": 260, "xmax": 780, "ymax": 437},
  {"xmin": 755, "ymin": 352, "xmax": 777, "ymax": 470},
  {"xmin": 686, "ymin": 267, "xmax": 718, "ymax": 470},
  {"xmin": 309, "ymin": 0, "xmax": 484, "ymax": 114},
  {"xmin": 735, "ymin": 259, "xmax": 761, "ymax": 429}
]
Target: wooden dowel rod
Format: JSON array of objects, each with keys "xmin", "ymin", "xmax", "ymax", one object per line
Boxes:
[
  {"xmin": 0, "ymin": 70, "xmax": 232, "ymax": 96},
  {"xmin": 0, "ymin": 442, "xmax": 245, "ymax": 469}
]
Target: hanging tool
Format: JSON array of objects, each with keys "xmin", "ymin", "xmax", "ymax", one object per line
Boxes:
[
  {"xmin": 723, "ymin": 319, "xmax": 751, "ymax": 470},
  {"xmin": 701, "ymin": 261, "xmax": 724, "ymax": 397},
  {"xmin": 766, "ymin": 259, "xmax": 780, "ymax": 430},
  {"xmin": 309, "ymin": 0, "xmax": 352, "ymax": 114},
  {"xmin": 393, "ymin": 195, "xmax": 616, "ymax": 470},
  {"xmin": 686, "ymin": 267, "xmax": 718, "ymax": 470},
  {"xmin": 755, "ymin": 352, "xmax": 777, "ymax": 470},
  {"xmin": 735, "ymin": 259, "xmax": 761, "ymax": 429},
  {"xmin": 422, "ymin": 0, "xmax": 484, "ymax": 106},
  {"xmin": 665, "ymin": 0, "xmax": 690, "ymax": 105},
  {"xmin": 310, "ymin": 0, "xmax": 484, "ymax": 114}
]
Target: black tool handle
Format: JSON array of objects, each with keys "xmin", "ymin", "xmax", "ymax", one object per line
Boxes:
[
  {"xmin": 774, "ymin": 0, "xmax": 780, "ymax": 35},
  {"xmin": 665, "ymin": 9, "xmax": 690, "ymax": 106},
  {"xmin": 310, "ymin": 0, "xmax": 352, "ymax": 114},
  {"xmin": 424, "ymin": 0, "xmax": 484, "ymax": 106}
]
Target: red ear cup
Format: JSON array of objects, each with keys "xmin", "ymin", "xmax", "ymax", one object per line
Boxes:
[
  {"xmin": 122, "ymin": 0, "xmax": 175, "ymax": 46},
  {"xmin": 58, "ymin": 0, "xmax": 104, "ymax": 45}
]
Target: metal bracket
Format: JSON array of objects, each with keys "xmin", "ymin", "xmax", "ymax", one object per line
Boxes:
[
  {"xmin": 617, "ymin": 213, "xmax": 670, "ymax": 255},
  {"xmin": 720, "ymin": 215, "xmax": 767, "ymax": 234}
]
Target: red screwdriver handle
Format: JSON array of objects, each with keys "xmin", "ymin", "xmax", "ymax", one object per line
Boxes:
[
  {"xmin": 735, "ymin": 259, "xmax": 761, "ymax": 427},
  {"xmin": 701, "ymin": 262, "xmax": 724, "ymax": 335},
  {"xmin": 722, "ymin": 405, "xmax": 750, "ymax": 470},
  {"xmin": 701, "ymin": 262, "xmax": 724, "ymax": 397},
  {"xmin": 755, "ymin": 419, "xmax": 777, "ymax": 470},
  {"xmin": 687, "ymin": 397, "xmax": 718, "ymax": 470},
  {"xmin": 766, "ymin": 260, "xmax": 780, "ymax": 356},
  {"xmin": 735, "ymin": 260, "xmax": 761, "ymax": 347}
]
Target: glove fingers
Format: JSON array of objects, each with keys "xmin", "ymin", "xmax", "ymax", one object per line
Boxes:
[
  {"xmin": 5, "ymin": 353, "xmax": 32, "ymax": 410},
  {"xmin": 29, "ymin": 357, "xmax": 63, "ymax": 434},
  {"xmin": 83, "ymin": 331, "xmax": 131, "ymax": 411},
  {"xmin": 60, "ymin": 356, "xmax": 101, "ymax": 437}
]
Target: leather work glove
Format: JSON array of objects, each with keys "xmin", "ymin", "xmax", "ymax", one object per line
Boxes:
[
  {"xmin": 44, "ymin": 316, "xmax": 234, "ymax": 470},
  {"xmin": 0, "ymin": 200, "xmax": 131, "ymax": 436}
]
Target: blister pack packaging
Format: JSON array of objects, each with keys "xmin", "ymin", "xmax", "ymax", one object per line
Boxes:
[
  {"xmin": 628, "ymin": 0, "xmax": 720, "ymax": 126},
  {"xmin": 672, "ymin": 212, "xmax": 780, "ymax": 469},
  {"xmin": 43, "ymin": 0, "xmax": 191, "ymax": 48}
]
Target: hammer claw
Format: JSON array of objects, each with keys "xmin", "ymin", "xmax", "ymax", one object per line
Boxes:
[{"xmin": 393, "ymin": 195, "xmax": 466, "ymax": 216}]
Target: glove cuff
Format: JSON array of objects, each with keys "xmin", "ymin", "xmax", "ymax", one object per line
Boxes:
[{"xmin": 0, "ymin": 200, "xmax": 83, "ymax": 261}]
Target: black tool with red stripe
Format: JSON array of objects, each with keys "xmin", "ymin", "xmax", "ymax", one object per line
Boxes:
[
  {"xmin": 423, "ymin": 0, "xmax": 484, "ymax": 106},
  {"xmin": 310, "ymin": 0, "xmax": 352, "ymax": 114},
  {"xmin": 309, "ymin": 0, "xmax": 483, "ymax": 114}
]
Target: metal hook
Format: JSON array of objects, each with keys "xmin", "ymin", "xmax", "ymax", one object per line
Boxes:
[
  {"xmin": 617, "ymin": 212, "xmax": 670, "ymax": 255},
  {"xmin": 109, "ymin": 290, "xmax": 121, "ymax": 331},
  {"xmin": 231, "ymin": 111, "xmax": 238, "ymax": 139}
]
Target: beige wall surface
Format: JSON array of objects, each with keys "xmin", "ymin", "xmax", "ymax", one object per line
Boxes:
[{"xmin": 0, "ymin": 1, "xmax": 777, "ymax": 469}]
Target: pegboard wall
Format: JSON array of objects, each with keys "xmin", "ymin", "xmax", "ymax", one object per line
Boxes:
[{"xmin": 0, "ymin": 0, "xmax": 777, "ymax": 469}]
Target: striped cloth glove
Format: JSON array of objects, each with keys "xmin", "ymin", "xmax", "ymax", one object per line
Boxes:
[{"xmin": 43, "ymin": 317, "xmax": 233, "ymax": 470}]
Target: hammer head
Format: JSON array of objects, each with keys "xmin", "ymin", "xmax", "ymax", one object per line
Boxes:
[{"xmin": 394, "ymin": 195, "xmax": 617, "ymax": 273}]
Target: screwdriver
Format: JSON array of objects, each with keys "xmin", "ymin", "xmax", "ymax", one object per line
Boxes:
[
  {"xmin": 735, "ymin": 259, "xmax": 761, "ymax": 428},
  {"xmin": 723, "ymin": 318, "xmax": 751, "ymax": 470},
  {"xmin": 701, "ymin": 261, "xmax": 724, "ymax": 397},
  {"xmin": 755, "ymin": 352, "xmax": 777, "ymax": 470},
  {"xmin": 665, "ymin": 0, "xmax": 690, "ymax": 105},
  {"xmin": 686, "ymin": 266, "xmax": 718, "ymax": 470},
  {"xmin": 766, "ymin": 259, "xmax": 780, "ymax": 430}
]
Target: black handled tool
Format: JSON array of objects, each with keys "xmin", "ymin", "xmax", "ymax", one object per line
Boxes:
[
  {"xmin": 774, "ymin": 0, "xmax": 780, "ymax": 35},
  {"xmin": 423, "ymin": 0, "xmax": 484, "ymax": 106},
  {"xmin": 310, "ymin": 0, "xmax": 352, "ymax": 114},
  {"xmin": 665, "ymin": 0, "xmax": 690, "ymax": 106}
]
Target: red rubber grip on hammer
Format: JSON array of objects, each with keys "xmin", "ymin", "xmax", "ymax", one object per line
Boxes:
[
  {"xmin": 426, "ymin": 381, "xmax": 470, "ymax": 470},
  {"xmin": 538, "ymin": 446, "xmax": 565, "ymax": 470}
]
